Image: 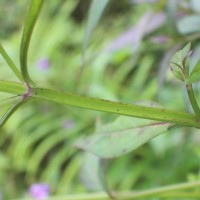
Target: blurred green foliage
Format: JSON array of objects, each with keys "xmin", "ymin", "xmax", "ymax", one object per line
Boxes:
[{"xmin": 0, "ymin": 0, "xmax": 200, "ymax": 199}]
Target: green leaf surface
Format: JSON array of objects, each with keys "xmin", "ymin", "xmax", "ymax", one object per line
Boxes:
[
  {"xmin": 0, "ymin": 43, "xmax": 23, "ymax": 82},
  {"xmin": 20, "ymin": 0, "xmax": 44, "ymax": 84},
  {"xmin": 80, "ymin": 152, "xmax": 103, "ymax": 191},
  {"xmin": 76, "ymin": 115, "xmax": 173, "ymax": 158},
  {"xmin": 170, "ymin": 43, "xmax": 191, "ymax": 68},
  {"xmin": 177, "ymin": 15, "xmax": 200, "ymax": 34},
  {"xmin": 83, "ymin": 0, "xmax": 109, "ymax": 58},
  {"xmin": 170, "ymin": 63, "xmax": 184, "ymax": 81},
  {"xmin": 187, "ymin": 61, "xmax": 200, "ymax": 83},
  {"xmin": 170, "ymin": 43, "xmax": 191, "ymax": 81}
]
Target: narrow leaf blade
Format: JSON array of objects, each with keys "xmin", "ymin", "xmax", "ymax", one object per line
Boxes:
[
  {"xmin": 0, "ymin": 99, "xmax": 29, "ymax": 128},
  {"xmin": 0, "ymin": 43, "xmax": 23, "ymax": 82},
  {"xmin": 20, "ymin": 0, "xmax": 44, "ymax": 84},
  {"xmin": 83, "ymin": 0, "xmax": 109, "ymax": 58},
  {"xmin": 0, "ymin": 80, "xmax": 26, "ymax": 95}
]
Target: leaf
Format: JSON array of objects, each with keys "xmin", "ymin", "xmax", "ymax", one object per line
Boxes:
[
  {"xmin": 170, "ymin": 43, "xmax": 191, "ymax": 68},
  {"xmin": 83, "ymin": 0, "xmax": 109, "ymax": 58},
  {"xmin": 187, "ymin": 61, "xmax": 200, "ymax": 83},
  {"xmin": 0, "ymin": 99, "xmax": 29, "ymax": 128},
  {"xmin": 191, "ymin": 0, "xmax": 200, "ymax": 13},
  {"xmin": 20, "ymin": 0, "xmax": 44, "ymax": 84},
  {"xmin": 80, "ymin": 152, "xmax": 103, "ymax": 191},
  {"xmin": 75, "ymin": 102, "xmax": 174, "ymax": 158},
  {"xmin": 170, "ymin": 43, "xmax": 191, "ymax": 81},
  {"xmin": 0, "ymin": 80, "xmax": 26, "ymax": 95},
  {"xmin": 98, "ymin": 159, "xmax": 115, "ymax": 199},
  {"xmin": 177, "ymin": 15, "xmax": 200, "ymax": 35},
  {"xmin": 105, "ymin": 12, "xmax": 165, "ymax": 53},
  {"xmin": 0, "ymin": 43, "xmax": 23, "ymax": 82},
  {"xmin": 170, "ymin": 63, "xmax": 184, "ymax": 81}
]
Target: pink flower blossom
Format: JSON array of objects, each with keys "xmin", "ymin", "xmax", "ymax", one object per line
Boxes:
[{"xmin": 29, "ymin": 183, "xmax": 50, "ymax": 200}]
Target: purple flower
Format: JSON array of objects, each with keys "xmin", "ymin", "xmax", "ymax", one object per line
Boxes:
[
  {"xmin": 131, "ymin": 0, "xmax": 159, "ymax": 3},
  {"xmin": 37, "ymin": 58, "xmax": 49, "ymax": 71},
  {"xmin": 150, "ymin": 35, "xmax": 170, "ymax": 44},
  {"xmin": 29, "ymin": 183, "xmax": 50, "ymax": 200},
  {"xmin": 62, "ymin": 119, "xmax": 75, "ymax": 130}
]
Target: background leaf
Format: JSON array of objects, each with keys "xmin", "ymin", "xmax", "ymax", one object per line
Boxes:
[
  {"xmin": 191, "ymin": 0, "xmax": 200, "ymax": 13},
  {"xmin": 76, "ymin": 102, "xmax": 174, "ymax": 159},
  {"xmin": 177, "ymin": 16, "xmax": 200, "ymax": 35},
  {"xmin": 83, "ymin": 0, "xmax": 109, "ymax": 59}
]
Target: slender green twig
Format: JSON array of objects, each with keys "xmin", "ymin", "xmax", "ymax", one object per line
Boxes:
[
  {"xmin": 0, "ymin": 80, "xmax": 200, "ymax": 128},
  {"xmin": 182, "ymin": 66, "xmax": 200, "ymax": 118},
  {"xmin": 30, "ymin": 87, "xmax": 200, "ymax": 128},
  {"xmin": 186, "ymin": 84, "xmax": 200, "ymax": 118}
]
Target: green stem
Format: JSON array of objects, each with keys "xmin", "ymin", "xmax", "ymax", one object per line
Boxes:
[
  {"xmin": 0, "ymin": 81, "xmax": 200, "ymax": 128},
  {"xmin": 186, "ymin": 84, "xmax": 200, "ymax": 118},
  {"xmin": 183, "ymin": 66, "xmax": 200, "ymax": 118},
  {"xmin": 159, "ymin": 192, "xmax": 200, "ymax": 198},
  {"xmin": 20, "ymin": 0, "xmax": 44, "ymax": 84},
  {"xmin": 11, "ymin": 181, "xmax": 200, "ymax": 200},
  {"xmin": 0, "ymin": 44, "xmax": 24, "ymax": 82},
  {"xmin": 30, "ymin": 87, "xmax": 200, "ymax": 128}
]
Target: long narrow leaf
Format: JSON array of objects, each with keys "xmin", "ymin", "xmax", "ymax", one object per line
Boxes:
[
  {"xmin": 20, "ymin": 0, "xmax": 44, "ymax": 84},
  {"xmin": 0, "ymin": 43, "xmax": 23, "ymax": 82},
  {"xmin": 0, "ymin": 99, "xmax": 30, "ymax": 128},
  {"xmin": 83, "ymin": 0, "xmax": 109, "ymax": 58},
  {"xmin": 0, "ymin": 80, "xmax": 26, "ymax": 95}
]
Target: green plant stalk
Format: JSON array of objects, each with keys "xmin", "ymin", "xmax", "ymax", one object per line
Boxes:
[
  {"xmin": 0, "ymin": 43, "xmax": 23, "ymax": 82},
  {"xmin": 11, "ymin": 181, "xmax": 200, "ymax": 200},
  {"xmin": 0, "ymin": 81, "xmax": 200, "ymax": 128},
  {"xmin": 186, "ymin": 84, "xmax": 200, "ymax": 118},
  {"xmin": 30, "ymin": 87, "xmax": 200, "ymax": 128},
  {"xmin": 182, "ymin": 65, "xmax": 200, "ymax": 118},
  {"xmin": 159, "ymin": 192, "xmax": 200, "ymax": 198},
  {"xmin": 20, "ymin": 0, "xmax": 44, "ymax": 84}
]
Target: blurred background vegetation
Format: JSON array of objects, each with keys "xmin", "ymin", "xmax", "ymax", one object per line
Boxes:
[{"xmin": 0, "ymin": 0, "xmax": 200, "ymax": 199}]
